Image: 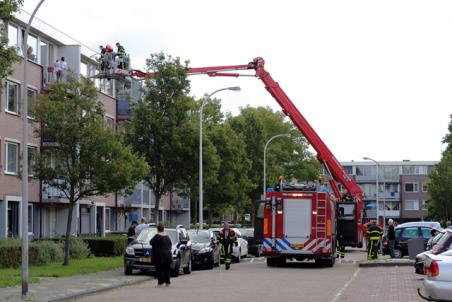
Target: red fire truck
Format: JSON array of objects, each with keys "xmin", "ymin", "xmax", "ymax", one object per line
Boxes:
[{"xmin": 131, "ymin": 57, "xmax": 367, "ymax": 266}]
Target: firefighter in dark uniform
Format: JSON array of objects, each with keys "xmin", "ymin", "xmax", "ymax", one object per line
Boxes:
[
  {"xmin": 218, "ymin": 222, "xmax": 238, "ymax": 270},
  {"xmin": 366, "ymin": 220, "xmax": 383, "ymax": 260},
  {"xmin": 336, "ymin": 206, "xmax": 345, "ymax": 258}
]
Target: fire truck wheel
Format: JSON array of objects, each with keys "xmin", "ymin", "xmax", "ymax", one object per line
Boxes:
[
  {"xmin": 266, "ymin": 257, "xmax": 276, "ymax": 267},
  {"xmin": 324, "ymin": 257, "xmax": 335, "ymax": 268},
  {"xmin": 277, "ymin": 257, "xmax": 286, "ymax": 267}
]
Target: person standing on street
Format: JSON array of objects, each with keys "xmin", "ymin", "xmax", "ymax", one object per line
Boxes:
[
  {"xmin": 127, "ymin": 221, "xmax": 138, "ymax": 244},
  {"xmin": 367, "ymin": 220, "xmax": 383, "ymax": 260},
  {"xmin": 135, "ymin": 217, "xmax": 147, "ymax": 236},
  {"xmin": 387, "ymin": 219, "xmax": 396, "ymax": 258},
  {"xmin": 149, "ymin": 222, "xmax": 173, "ymax": 287},
  {"xmin": 218, "ymin": 222, "xmax": 238, "ymax": 270}
]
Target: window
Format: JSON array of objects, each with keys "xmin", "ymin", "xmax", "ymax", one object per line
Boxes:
[
  {"xmin": 5, "ymin": 141, "xmax": 19, "ymax": 174},
  {"xmin": 26, "ymin": 34, "xmax": 38, "ymax": 62},
  {"xmin": 27, "ymin": 88, "xmax": 37, "ymax": 118},
  {"xmin": 400, "ymin": 227, "xmax": 420, "ymax": 239},
  {"xmin": 404, "ymin": 182, "xmax": 419, "ymax": 192},
  {"xmin": 106, "ymin": 116, "xmax": 114, "ymax": 129},
  {"xmin": 7, "ymin": 24, "xmax": 20, "ymax": 52},
  {"xmin": 28, "ymin": 204, "xmax": 33, "ymax": 235},
  {"xmin": 404, "ymin": 200, "xmax": 419, "ymax": 211},
  {"xmin": 6, "ymin": 81, "xmax": 20, "ymax": 114},
  {"xmin": 421, "ymin": 227, "xmax": 431, "ymax": 239},
  {"xmin": 343, "ymin": 165, "xmax": 353, "ymax": 175},
  {"xmin": 422, "ymin": 200, "xmax": 429, "ymax": 211},
  {"xmin": 28, "ymin": 146, "xmax": 37, "ymax": 176},
  {"xmin": 105, "ymin": 208, "xmax": 111, "ymax": 231},
  {"xmin": 422, "ymin": 182, "xmax": 428, "ymax": 192},
  {"xmin": 356, "ymin": 165, "xmax": 376, "ymax": 177}
]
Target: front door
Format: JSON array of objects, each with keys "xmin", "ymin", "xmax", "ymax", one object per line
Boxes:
[{"xmin": 7, "ymin": 201, "xmax": 19, "ymax": 237}]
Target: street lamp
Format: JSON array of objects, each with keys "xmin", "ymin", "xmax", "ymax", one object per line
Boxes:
[
  {"xmin": 363, "ymin": 157, "xmax": 386, "ymax": 232},
  {"xmin": 263, "ymin": 134, "xmax": 291, "ymax": 198},
  {"xmin": 21, "ymin": 1, "xmax": 45, "ymax": 298},
  {"xmin": 199, "ymin": 87, "xmax": 240, "ymax": 229}
]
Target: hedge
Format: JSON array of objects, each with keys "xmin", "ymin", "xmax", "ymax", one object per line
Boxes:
[
  {"xmin": 82, "ymin": 237, "xmax": 128, "ymax": 257},
  {"xmin": 0, "ymin": 241, "xmax": 63, "ymax": 268}
]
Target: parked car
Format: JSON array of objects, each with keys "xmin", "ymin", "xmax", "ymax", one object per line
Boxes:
[
  {"xmin": 382, "ymin": 223, "xmax": 438, "ymax": 257},
  {"xmin": 124, "ymin": 226, "xmax": 192, "ymax": 277},
  {"xmin": 415, "ymin": 230, "xmax": 448, "ymax": 274},
  {"xmin": 239, "ymin": 228, "xmax": 263, "ymax": 257},
  {"xmin": 188, "ymin": 229, "xmax": 220, "ymax": 269},
  {"xmin": 419, "ymin": 248, "xmax": 452, "ymax": 301},
  {"xmin": 398, "ymin": 221, "xmax": 442, "ymax": 230},
  {"xmin": 211, "ymin": 228, "xmax": 248, "ymax": 262}
]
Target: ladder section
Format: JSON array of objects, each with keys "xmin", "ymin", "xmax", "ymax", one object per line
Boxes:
[{"xmin": 315, "ymin": 195, "xmax": 327, "ymax": 241}]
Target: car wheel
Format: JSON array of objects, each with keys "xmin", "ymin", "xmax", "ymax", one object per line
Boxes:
[
  {"xmin": 124, "ymin": 265, "xmax": 133, "ymax": 275},
  {"xmin": 183, "ymin": 259, "xmax": 192, "ymax": 274},
  {"xmin": 206, "ymin": 255, "xmax": 214, "ymax": 270},
  {"xmin": 235, "ymin": 249, "xmax": 241, "ymax": 263},
  {"xmin": 170, "ymin": 259, "xmax": 180, "ymax": 277},
  {"xmin": 267, "ymin": 257, "xmax": 276, "ymax": 267}
]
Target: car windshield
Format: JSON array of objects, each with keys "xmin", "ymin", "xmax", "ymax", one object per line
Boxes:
[
  {"xmin": 435, "ymin": 231, "xmax": 452, "ymax": 251},
  {"xmin": 136, "ymin": 228, "xmax": 178, "ymax": 244},
  {"xmin": 188, "ymin": 230, "xmax": 211, "ymax": 243}
]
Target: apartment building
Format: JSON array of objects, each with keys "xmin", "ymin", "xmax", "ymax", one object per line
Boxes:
[
  {"xmin": 340, "ymin": 160, "xmax": 437, "ymax": 224},
  {"xmin": 0, "ymin": 11, "xmax": 189, "ymax": 238}
]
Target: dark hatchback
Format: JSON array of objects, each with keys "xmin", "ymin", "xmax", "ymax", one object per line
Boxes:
[
  {"xmin": 188, "ymin": 229, "xmax": 220, "ymax": 269},
  {"xmin": 383, "ymin": 225, "xmax": 437, "ymax": 257},
  {"xmin": 414, "ymin": 230, "xmax": 452, "ymax": 274},
  {"xmin": 239, "ymin": 228, "xmax": 263, "ymax": 257},
  {"xmin": 124, "ymin": 227, "xmax": 192, "ymax": 277}
]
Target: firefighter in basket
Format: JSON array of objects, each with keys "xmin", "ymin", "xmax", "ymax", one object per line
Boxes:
[{"xmin": 218, "ymin": 222, "xmax": 238, "ymax": 270}]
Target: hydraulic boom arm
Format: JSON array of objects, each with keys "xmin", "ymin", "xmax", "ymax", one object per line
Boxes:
[{"xmin": 131, "ymin": 57, "xmax": 364, "ymax": 223}]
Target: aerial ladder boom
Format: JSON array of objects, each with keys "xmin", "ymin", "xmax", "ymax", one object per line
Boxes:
[{"xmin": 132, "ymin": 57, "xmax": 365, "ymax": 241}]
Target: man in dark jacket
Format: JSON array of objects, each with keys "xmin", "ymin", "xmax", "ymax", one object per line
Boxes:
[
  {"xmin": 127, "ymin": 221, "xmax": 138, "ymax": 244},
  {"xmin": 387, "ymin": 219, "xmax": 396, "ymax": 258},
  {"xmin": 218, "ymin": 222, "xmax": 238, "ymax": 270},
  {"xmin": 367, "ymin": 220, "xmax": 383, "ymax": 260},
  {"xmin": 150, "ymin": 222, "xmax": 173, "ymax": 286}
]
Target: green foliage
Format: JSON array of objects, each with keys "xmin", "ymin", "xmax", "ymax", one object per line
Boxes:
[
  {"xmin": 126, "ymin": 52, "xmax": 194, "ymax": 223},
  {"xmin": 0, "ymin": 241, "xmax": 63, "ymax": 268},
  {"xmin": 82, "ymin": 237, "xmax": 128, "ymax": 257},
  {"xmin": 32, "ymin": 76, "xmax": 148, "ymax": 265},
  {"xmin": 427, "ymin": 114, "xmax": 452, "ymax": 221},
  {"xmin": 0, "ymin": 0, "xmax": 23, "ymax": 89},
  {"xmin": 228, "ymin": 106, "xmax": 320, "ymax": 200},
  {"xmin": 69, "ymin": 238, "xmax": 90, "ymax": 259}
]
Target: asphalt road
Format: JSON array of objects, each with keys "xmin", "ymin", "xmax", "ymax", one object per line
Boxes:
[{"xmin": 78, "ymin": 251, "xmax": 423, "ymax": 302}]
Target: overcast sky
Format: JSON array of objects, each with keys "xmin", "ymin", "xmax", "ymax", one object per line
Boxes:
[{"xmin": 22, "ymin": 0, "xmax": 452, "ymax": 162}]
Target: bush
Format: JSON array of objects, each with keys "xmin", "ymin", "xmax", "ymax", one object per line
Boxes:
[
  {"xmin": 0, "ymin": 241, "xmax": 63, "ymax": 268},
  {"xmin": 82, "ymin": 237, "xmax": 128, "ymax": 257},
  {"xmin": 69, "ymin": 238, "xmax": 90, "ymax": 259}
]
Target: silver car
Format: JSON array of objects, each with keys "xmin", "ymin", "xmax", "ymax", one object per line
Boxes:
[{"xmin": 419, "ymin": 249, "xmax": 452, "ymax": 301}]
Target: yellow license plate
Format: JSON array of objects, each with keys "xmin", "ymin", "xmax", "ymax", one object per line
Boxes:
[
  {"xmin": 291, "ymin": 244, "xmax": 305, "ymax": 249},
  {"xmin": 140, "ymin": 257, "xmax": 151, "ymax": 263}
]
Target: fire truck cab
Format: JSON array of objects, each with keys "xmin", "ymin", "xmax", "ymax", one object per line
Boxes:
[{"xmin": 259, "ymin": 182, "xmax": 336, "ymax": 267}]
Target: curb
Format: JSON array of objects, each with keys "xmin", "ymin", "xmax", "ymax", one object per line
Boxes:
[
  {"xmin": 358, "ymin": 260, "xmax": 415, "ymax": 268},
  {"xmin": 48, "ymin": 275, "xmax": 153, "ymax": 302}
]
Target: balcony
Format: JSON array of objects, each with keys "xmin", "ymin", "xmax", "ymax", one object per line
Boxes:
[
  {"xmin": 170, "ymin": 198, "xmax": 190, "ymax": 212},
  {"xmin": 364, "ymin": 210, "xmax": 400, "ymax": 219},
  {"xmin": 117, "ymin": 100, "xmax": 130, "ymax": 121},
  {"xmin": 42, "ymin": 181, "xmax": 67, "ymax": 203}
]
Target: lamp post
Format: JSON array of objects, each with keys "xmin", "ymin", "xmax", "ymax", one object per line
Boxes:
[
  {"xmin": 263, "ymin": 134, "xmax": 291, "ymax": 198},
  {"xmin": 21, "ymin": 1, "xmax": 45, "ymax": 298},
  {"xmin": 199, "ymin": 87, "xmax": 240, "ymax": 229},
  {"xmin": 363, "ymin": 157, "xmax": 386, "ymax": 232}
]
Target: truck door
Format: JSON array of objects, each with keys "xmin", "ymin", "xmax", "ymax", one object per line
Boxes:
[
  {"xmin": 337, "ymin": 202, "xmax": 357, "ymax": 247},
  {"xmin": 284, "ymin": 198, "xmax": 312, "ymax": 243}
]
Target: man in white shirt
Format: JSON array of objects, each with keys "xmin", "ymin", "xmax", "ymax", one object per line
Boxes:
[
  {"xmin": 135, "ymin": 217, "xmax": 148, "ymax": 236},
  {"xmin": 56, "ymin": 57, "xmax": 68, "ymax": 81}
]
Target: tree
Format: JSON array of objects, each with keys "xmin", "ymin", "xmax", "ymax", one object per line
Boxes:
[
  {"xmin": 0, "ymin": 0, "xmax": 23, "ymax": 88},
  {"xmin": 126, "ymin": 53, "xmax": 195, "ymax": 223},
  {"xmin": 228, "ymin": 106, "xmax": 320, "ymax": 201},
  {"xmin": 427, "ymin": 114, "xmax": 452, "ymax": 221},
  {"xmin": 33, "ymin": 76, "xmax": 148, "ymax": 265}
]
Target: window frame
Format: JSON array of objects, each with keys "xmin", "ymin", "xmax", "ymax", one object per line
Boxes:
[
  {"xmin": 5, "ymin": 80, "xmax": 20, "ymax": 115},
  {"xmin": 404, "ymin": 182, "xmax": 419, "ymax": 193},
  {"xmin": 27, "ymin": 87, "xmax": 38, "ymax": 119},
  {"xmin": 422, "ymin": 182, "xmax": 428, "ymax": 192},
  {"xmin": 5, "ymin": 140, "xmax": 20, "ymax": 175},
  {"xmin": 28, "ymin": 145, "xmax": 38, "ymax": 177},
  {"xmin": 404, "ymin": 199, "xmax": 419, "ymax": 211}
]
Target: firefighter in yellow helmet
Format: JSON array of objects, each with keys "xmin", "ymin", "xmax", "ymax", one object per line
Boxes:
[{"xmin": 366, "ymin": 220, "xmax": 383, "ymax": 260}]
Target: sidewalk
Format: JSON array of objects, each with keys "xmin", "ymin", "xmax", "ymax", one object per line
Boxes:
[{"xmin": 0, "ymin": 268, "xmax": 153, "ymax": 302}]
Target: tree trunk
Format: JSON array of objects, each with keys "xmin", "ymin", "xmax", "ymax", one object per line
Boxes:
[
  {"xmin": 153, "ymin": 193, "xmax": 161, "ymax": 224},
  {"xmin": 63, "ymin": 202, "xmax": 75, "ymax": 266}
]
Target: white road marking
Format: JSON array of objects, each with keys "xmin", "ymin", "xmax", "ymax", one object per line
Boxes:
[
  {"xmin": 330, "ymin": 267, "xmax": 361, "ymax": 302},
  {"xmin": 250, "ymin": 258, "xmax": 254, "ymax": 263}
]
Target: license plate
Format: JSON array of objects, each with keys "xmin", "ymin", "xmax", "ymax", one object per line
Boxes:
[{"xmin": 140, "ymin": 257, "xmax": 151, "ymax": 263}]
